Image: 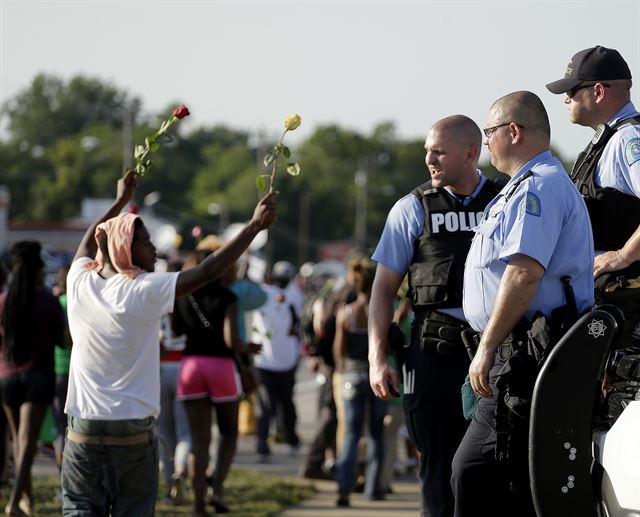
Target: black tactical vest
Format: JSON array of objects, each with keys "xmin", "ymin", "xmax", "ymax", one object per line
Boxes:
[
  {"xmin": 571, "ymin": 116, "xmax": 640, "ymax": 250},
  {"xmin": 408, "ymin": 179, "xmax": 500, "ymax": 311}
]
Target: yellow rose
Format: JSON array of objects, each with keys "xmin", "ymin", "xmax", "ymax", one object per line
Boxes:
[{"xmin": 284, "ymin": 114, "xmax": 301, "ymax": 131}]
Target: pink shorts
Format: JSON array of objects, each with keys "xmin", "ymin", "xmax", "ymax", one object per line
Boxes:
[{"xmin": 177, "ymin": 356, "xmax": 241, "ymax": 402}]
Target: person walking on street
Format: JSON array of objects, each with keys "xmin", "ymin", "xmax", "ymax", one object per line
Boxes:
[
  {"xmin": 0, "ymin": 241, "xmax": 66, "ymax": 517},
  {"xmin": 61, "ymin": 169, "xmax": 277, "ymax": 517}
]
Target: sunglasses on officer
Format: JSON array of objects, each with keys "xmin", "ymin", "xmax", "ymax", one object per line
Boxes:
[
  {"xmin": 566, "ymin": 82, "xmax": 611, "ymax": 99},
  {"xmin": 483, "ymin": 122, "xmax": 525, "ymax": 139}
]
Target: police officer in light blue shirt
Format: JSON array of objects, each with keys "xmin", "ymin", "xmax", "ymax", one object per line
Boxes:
[
  {"xmin": 450, "ymin": 91, "xmax": 594, "ymax": 517},
  {"xmin": 369, "ymin": 115, "xmax": 500, "ymax": 517},
  {"xmin": 373, "ymin": 174, "xmax": 488, "ymax": 322},
  {"xmin": 463, "ymin": 151, "xmax": 595, "ymax": 332},
  {"xmin": 546, "ymin": 45, "xmax": 640, "ymax": 344}
]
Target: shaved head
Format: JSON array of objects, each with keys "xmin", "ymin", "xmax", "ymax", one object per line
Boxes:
[
  {"xmin": 491, "ymin": 91, "xmax": 550, "ymax": 141},
  {"xmin": 431, "ymin": 115, "xmax": 482, "ymax": 158}
]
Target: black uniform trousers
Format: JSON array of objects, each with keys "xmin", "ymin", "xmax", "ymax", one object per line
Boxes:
[
  {"xmin": 401, "ymin": 321, "xmax": 470, "ymax": 517},
  {"xmin": 450, "ymin": 354, "xmax": 536, "ymax": 517}
]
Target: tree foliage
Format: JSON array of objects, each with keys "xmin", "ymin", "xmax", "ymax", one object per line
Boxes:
[{"xmin": 0, "ymin": 73, "xmax": 573, "ymax": 263}]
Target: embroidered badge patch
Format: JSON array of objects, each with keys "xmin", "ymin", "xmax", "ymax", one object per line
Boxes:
[
  {"xmin": 524, "ymin": 192, "xmax": 541, "ymax": 217},
  {"xmin": 626, "ymin": 138, "xmax": 640, "ymax": 166}
]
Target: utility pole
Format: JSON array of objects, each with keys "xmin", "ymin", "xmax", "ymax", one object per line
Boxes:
[
  {"xmin": 354, "ymin": 169, "xmax": 368, "ymax": 248},
  {"xmin": 122, "ymin": 108, "xmax": 133, "ymax": 170},
  {"xmin": 298, "ymin": 191, "xmax": 310, "ymax": 266}
]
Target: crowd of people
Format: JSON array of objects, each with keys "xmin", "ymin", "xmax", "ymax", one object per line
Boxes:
[{"xmin": 0, "ymin": 44, "xmax": 638, "ymax": 517}]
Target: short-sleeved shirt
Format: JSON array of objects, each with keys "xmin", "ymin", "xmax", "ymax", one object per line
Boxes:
[
  {"xmin": 596, "ymin": 101, "xmax": 640, "ymax": 198},
  {"xmin": 252, "ymin": 284, "xmax": 301, "ymax": 372},
  {"xmin": 65, "ymin": 257, "xmax": 178, "ymax": 420},
  {"xmin": 463, "ymin": 151, "xmax": 594, "ymax": 332},
  {"xmin": 173, "ymin": 285, "xmax": 237, "ymax": 358},
  {"xmin": 372, "ymin": 172, "xmax": 489, "ymax": 321}
]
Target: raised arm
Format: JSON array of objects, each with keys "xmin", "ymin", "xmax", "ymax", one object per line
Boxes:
[
  {"xmin": 368, "ymin": 263, "xmax": 404, "ymax": 399},
  {"xmin": 73, "ymin": 170, "xmax": 138, "ymax": 262},
  {"xmin": 175, "ymin": 192, "xmax": 277, "ymax": 298}
]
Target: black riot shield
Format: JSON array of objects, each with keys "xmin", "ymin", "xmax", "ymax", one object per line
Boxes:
[{"xmin": 529, "ymin": 308, "xmax": 620, "ymax": 517}]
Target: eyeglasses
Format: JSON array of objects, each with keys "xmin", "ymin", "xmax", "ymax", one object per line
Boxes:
[
  {"xmin": 483, "ymin": 123, "xmax": 524, "ymax": 139},
  {"xmin": 566, "ymin": 82, "xmax": 611, "ymax": 99}
]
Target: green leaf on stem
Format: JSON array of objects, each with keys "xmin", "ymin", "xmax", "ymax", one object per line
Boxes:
[
  {"xmin": 255, "ymin": 174, "xmax": 271, "ymax": 191},
  {"xmin": 150, "ymin": 143, "xmax": 160, "ymax": 153},
  {"xmin": 275, "ymin": 144, "xmax": 291, "ymax": 158},
  {"xmin": 263, "ymin": 150, "xmax": 277, "ymax": 167},
  {"xmin": 286, "ymin": 163, "xmax": 301, "ymax": 176},
  {"xmin": 136, "ymin": 163, "xmax": 146, "ymax": 175}
]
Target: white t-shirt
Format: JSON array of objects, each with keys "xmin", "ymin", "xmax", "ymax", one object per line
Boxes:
[
  {"xmin": 252, "ymin": 284, "xmax": 301, "ymax": 372},
  {"xmin": 65, "ymin": 257, "xmax": 179, "ymax": 420}
]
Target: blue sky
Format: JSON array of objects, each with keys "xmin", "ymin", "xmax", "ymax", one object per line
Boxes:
[{"xmin": 1, "ymin": 0, "xmax": 639, "ymax": 161}]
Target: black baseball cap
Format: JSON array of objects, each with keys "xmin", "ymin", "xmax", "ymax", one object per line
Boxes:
[{"xmin": 546, "ymin": 46, "xmax": 632, "ymax": 94}]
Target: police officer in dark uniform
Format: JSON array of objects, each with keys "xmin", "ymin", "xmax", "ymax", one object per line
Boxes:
[
  {"xmin": 546, "ymin": 46, "xmax": 640, "ymax": 342},
  {"xmin": 450, "ymin": 91, "xmax": 595, "ymax": 517},
  {"xmin": 369, "ymin": 115, "xmax": 500, "ymax": 517}
]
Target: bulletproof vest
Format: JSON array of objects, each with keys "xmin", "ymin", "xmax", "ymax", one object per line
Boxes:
[
  {"xmin": 571, "ymin": 116, "xmax": 640, "ymax": 250},
  {"xmin": 409, "ymin": 178, "xmax": 500, "ymax": 311}
]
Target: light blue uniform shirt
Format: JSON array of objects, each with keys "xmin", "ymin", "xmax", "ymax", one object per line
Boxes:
[
  {"xmin": 372, "ymin": 172, "xmax": 488, "ymax": 321},
  {"xmin": 462, "ymin": 151, "xmax": 594, "ymax": 333},
  {"xmin": 596, "ymin": 101, "xmax": 640, "ymax": 198}
]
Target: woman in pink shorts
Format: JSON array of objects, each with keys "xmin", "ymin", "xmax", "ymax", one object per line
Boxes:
[{"xmin": 174, "ymin": 251, "xmax": 247, "ymax": 516}]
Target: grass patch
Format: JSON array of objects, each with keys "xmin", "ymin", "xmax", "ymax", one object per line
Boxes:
[{"xmin": 4, "ymin": 469, "xmax": 315, "ymax": 516}]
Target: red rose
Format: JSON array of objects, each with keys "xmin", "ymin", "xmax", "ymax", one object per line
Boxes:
[{"xmin": 173, "ymin": 105, "xmax": 190, "ymax": 119}]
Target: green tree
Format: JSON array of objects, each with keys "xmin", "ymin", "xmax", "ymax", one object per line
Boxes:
[{"xmin": 1, "ymin": 74, "xmax": 141, "ymax": 147}]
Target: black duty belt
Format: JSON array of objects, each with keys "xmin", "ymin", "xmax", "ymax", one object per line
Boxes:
[{"xmin": 461, "ymin": 321, "xmax": 530, "ymax": 361}]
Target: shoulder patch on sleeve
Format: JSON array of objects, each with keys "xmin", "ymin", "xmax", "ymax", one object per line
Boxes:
[
  {"xmin": 524, "ymin": 192, "xmax": 541, "ymax": 217},
  {"xmin": 626, "ymin": 138, "xmax": 640, "ymax": 166}
]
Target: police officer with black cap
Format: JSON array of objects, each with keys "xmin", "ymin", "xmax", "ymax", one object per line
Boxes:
[
  {"xmin": 369, "ymin": 115, "xmax": 500, "ymax": 517},
  {"xmin": 546, "ymin": 46, "xmax": 640, "ymax": 341}
]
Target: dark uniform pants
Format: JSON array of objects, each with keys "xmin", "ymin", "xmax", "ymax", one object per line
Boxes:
[
  {"xmin": 402, "ymin": 327, "xmax": 470, "ymax": 517},
  {"xmin": 450, "ymin": 354, "xmax": 536, "ymax": 517}
]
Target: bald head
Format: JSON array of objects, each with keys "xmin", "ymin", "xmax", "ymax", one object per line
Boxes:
[
  {"xmin": 491, "ymin": 91, "xmax": 551, "ymax": 142},
  {"xmin": 431, "ymin": 115, "xmax": 483, "ymax": 161},
  {"xmin": 424, "ymin": 114, "xmax": 483, "ymax": 195}
]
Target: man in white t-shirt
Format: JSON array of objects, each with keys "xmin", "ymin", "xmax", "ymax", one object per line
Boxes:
[
  {"xmin": 61, "ymin": 170, "xmax": 277, "ymax": 516},
  {"xmin": 251, "ymin": 261, "xmax": 302, "ymax": 462}
]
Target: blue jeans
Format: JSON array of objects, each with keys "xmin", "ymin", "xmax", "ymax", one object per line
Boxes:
[
  {"xmin": 335, "ymin": 370, "xmax": 387, "ymax": 498},
  {"xmin": 61, "ymin": 416, "xmax": 158, "ymax": 517}
]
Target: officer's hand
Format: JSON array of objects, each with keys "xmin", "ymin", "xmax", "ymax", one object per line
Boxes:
[
  {"xmin": 594, "ymin": 250, "xmax": 631, "ymax": 278},
  {"xmin": 369, "ymin": 358, "xmax": 400, "ymax": 400},
  {"xmin": 469, "ymin": 344, "xmax": 495, "ymax": 399}
]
